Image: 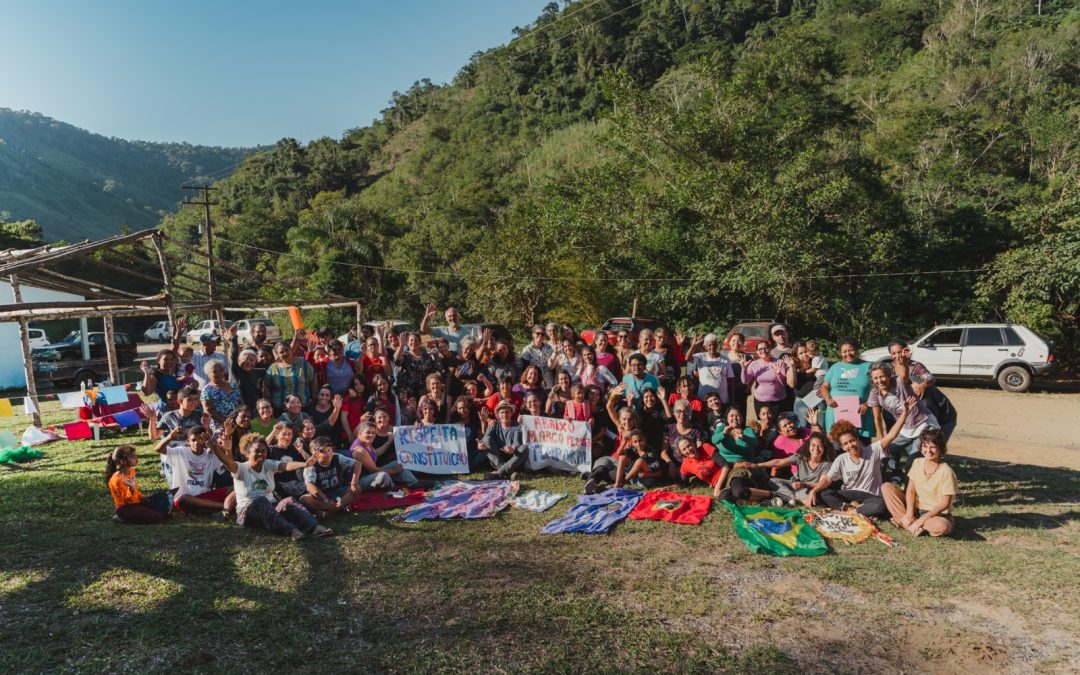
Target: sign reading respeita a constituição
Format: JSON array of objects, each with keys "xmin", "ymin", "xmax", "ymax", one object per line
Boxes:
[
  {"xmin": 521, "ymin": 415, "xmax": 591, "ymax": 474},
  {"xmin": 394, "ymin": 424, "xmax": 469, "ymax": 474}
]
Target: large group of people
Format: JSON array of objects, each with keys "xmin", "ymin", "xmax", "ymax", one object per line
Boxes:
[{"xmin": 106, "ymin": 309, "xmax": 959, "ymax": 541}]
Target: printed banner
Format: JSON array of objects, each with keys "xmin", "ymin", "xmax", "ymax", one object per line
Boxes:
[
  {"xmin": 628, "ymin": 490, "xmax": 712, "ymax": 526},
  {"xmin": 521, "ymin": 414, "xmax": 591, "ymax": 474},
  {"xmin": 541, "ymin": 488, "xmax": 643, "ymax": 535},
  {"xmin": 723, "ymin": 503, "xmax": 827, "ymax": 557},
  {"xmin": 395, "ymin": 480, "xmax": 518, "ymax": 522},
  {"xmin": 393, "ymin": 424, "xmax": 469, "ymax": 475}
]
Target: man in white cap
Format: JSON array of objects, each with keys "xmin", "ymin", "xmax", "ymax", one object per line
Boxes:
[
  {"xmin": 189, "ymin": 332, "xmax": 229, "ymax": 388},
  {"xmin": 770, "ymin": 324, "xmax": 793, "ymax": 359},
  {"xmin": 685, "ymin": 333, "xmax": 734, "ymax": 405}
]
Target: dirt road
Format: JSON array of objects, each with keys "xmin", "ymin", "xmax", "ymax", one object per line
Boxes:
[{"xmin": 944, "ymin": 386, "xmax": 1080, "ymax": 470}]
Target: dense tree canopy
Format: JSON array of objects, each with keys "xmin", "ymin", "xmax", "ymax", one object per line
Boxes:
[{"xmin": 152, "ymin": 0, "xmax": 1078, "ymax": 365}]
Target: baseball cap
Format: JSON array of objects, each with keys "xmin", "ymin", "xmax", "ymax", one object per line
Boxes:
[{"xmin": 200, "ymin": 333, "xmax": 220, "ymax": 343}]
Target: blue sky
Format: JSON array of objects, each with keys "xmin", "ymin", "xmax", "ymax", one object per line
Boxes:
[{"xmin": 0, "ymin": 0, "xmax": 548, "ymax": 147}]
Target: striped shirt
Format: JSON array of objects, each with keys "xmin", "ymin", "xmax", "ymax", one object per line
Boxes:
[{"xmin": 267, "ymin": 359, "xmax": 317, "ymax": 410}]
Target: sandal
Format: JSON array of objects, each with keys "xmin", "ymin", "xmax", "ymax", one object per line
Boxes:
[{"xmin": 313, "ymin": 526, "xmax": 335, "ymax": 538}]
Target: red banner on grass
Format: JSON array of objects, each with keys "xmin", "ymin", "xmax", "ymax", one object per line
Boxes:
[{"xmin": 628, "ymin": 490, "xmax": 711, "ymax": 526}]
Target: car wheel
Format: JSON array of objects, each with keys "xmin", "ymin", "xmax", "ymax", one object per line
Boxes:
[{"xmin": 997, "ymin": 365, "xmax": 1032, "ymax": 393}]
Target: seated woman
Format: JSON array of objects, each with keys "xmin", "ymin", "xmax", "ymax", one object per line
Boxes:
[
  {"xmin": 309, "ymin": 385, "xmax": 343, "ymax": 442},
  {"xmin": 768, "ymin": 410, "xmax": 822, "ymax": 477},
  {"xmin": 513, "ymin": 364, "xmax": 547, "ymax": 402},
  {"xmin": 868, "ymin": 362, "xmax": 938, "ymax": 462},
  {"xmin": 366, "ymin": 374, "xmax": 399, "ymax": 423},
  {"xmin": 417, "ymin": 372, "xmax": 452, "ymax": 423},
  {"xmin": 675, "ymin": 435, "xmax": 723, "ymax": 489},
  {"xmin": 207, "ymin": 432, "xmax": 331, "ymax": 540},
  {"xmin": 741, "ymin": 431, "xmax": 834, "ymax": 507},
  {"xmin": 664, "ymin": 399, "xmax": 704, "ymax": 483},
  {"xmin": 881, "ymin": 429, "xmax": 957, "ymax": 537},
  {"xmin": 710, "ymin": 407, "xmax": 773, "ymax": 503},
  {"xmin": 545, "ymin": 370, "xmax": 573, "ymax": 418},
  {"xmin": 666, "ymin": 375, "xmax": 705, "ymax": 427},
  {"xmin": 350, "ymin": 422, "xmax": 424, "ymax": 489},
  {"xmin": 818, "ymin": 397, "xmax": 915, "ymax": 518},
  {"xmin": 522, "ymin": 392, "xmax": 546, "ymax": 419}
]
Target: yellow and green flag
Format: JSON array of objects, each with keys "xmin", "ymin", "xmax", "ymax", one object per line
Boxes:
[{"xmin": 723, "ymin": 503, "xmax": 827, "ymax": 557}]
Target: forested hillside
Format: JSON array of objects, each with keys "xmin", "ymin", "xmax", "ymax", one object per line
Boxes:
[
  {"xmin": 154, "ymin": 0, "xmax": 1078, "ymax": 361},
  {"xmin": 0, "ymin": 109, "xmax": 255, "ymax": 240}
]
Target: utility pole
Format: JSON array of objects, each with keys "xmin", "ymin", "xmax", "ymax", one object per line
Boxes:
[{"xmin": 181, "ymin": 186, "xmax": 221, "ymax": 324}]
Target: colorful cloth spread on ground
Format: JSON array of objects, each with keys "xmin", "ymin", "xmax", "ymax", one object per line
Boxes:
[
  {"xmin": 511, "ymin": 490, "xmax": 567, "ymax": 512},
  {"xmin": 0, "ymin": 446, "xmax": 45, "ymax": 464},
  {"xmin": 723, "ymin": 503, "xmax": 827, "ymax": 557},
  {"xmin": 805, "ymin": 512, "xmax": 896, "ymax": 548},
  {"xmin": 395, "ymin": 480, "xmax": 517, "ymax": 522},
  {"xmin": 628, "ymin": 490, "xmax": 712, "ymax": 525},
  {"xmin": 541, "ymin": 488, "xmax": 643, "ymax": 535},
  {"xmin": 347, "ymin": 488, "xmax": 426, "ymax": 512}
]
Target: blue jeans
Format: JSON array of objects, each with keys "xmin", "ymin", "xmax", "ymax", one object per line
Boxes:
[
  {"xmin": 241, "ymin": 496, "xmax": 317, "ymax": 536},
  {"xmin": 359, "ymin": 460, "xmax": 419, "ymax": 490}
]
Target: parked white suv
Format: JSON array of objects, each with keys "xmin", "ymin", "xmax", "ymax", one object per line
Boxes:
[
  {"xmin": 862, "ymin": 324, "xmax": 1054, "ymax": 393},
  {"xmin": 186, "ymin": 319, "xmax": 233, "ymax": 346},
  {"xmin": 27, "ymin": 327, "xmax": 50, "ymax": 350}
]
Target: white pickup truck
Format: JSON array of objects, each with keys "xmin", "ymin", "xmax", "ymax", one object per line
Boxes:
[{"xmin": 861, "ymin": 323, "xmax": 1054, "ymax": 393}]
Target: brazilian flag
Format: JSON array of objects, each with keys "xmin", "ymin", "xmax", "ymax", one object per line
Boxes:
[{"xmin": 723, "ymin": 503, "xmax": 827, "ymax": 557}]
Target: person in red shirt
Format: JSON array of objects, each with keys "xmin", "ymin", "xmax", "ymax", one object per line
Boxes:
[{"xmin": 485, "ymin": 376, "xmax": 523, "ymax": 418}]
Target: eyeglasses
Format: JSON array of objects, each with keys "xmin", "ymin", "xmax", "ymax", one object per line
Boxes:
[{"xmin": 617, "ymin": 333, "xmax": 629, "ymax": 339}]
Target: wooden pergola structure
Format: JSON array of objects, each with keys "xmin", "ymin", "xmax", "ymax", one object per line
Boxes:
[{"xmin": 1, "ymin": 228, "xmax": 364, "ymax": 427}]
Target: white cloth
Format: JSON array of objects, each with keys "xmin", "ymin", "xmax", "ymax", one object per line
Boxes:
[{"xmin": 511, "ymin": 490, "xmax": 567, "ymax": 512}]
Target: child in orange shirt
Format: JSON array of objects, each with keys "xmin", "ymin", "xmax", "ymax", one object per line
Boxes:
[{"xmin": 106, "ymin": 445, "xmax": 173, "ymax": 524}]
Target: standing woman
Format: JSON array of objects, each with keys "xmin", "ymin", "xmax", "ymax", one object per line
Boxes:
[
  {"xmin": 393, "ymin": 332, "xmax": 436, "ymax": 400},
  {"xmin": 742, "ymin": 342, "xmax": 797, "ymax": 416},
  {"xmin": 200, "ymin": 361, "xmax": 242, "ymax": 430},
  {"xmin": 575, "ymin": 345, "xmax": 618, "ymax": 393},
  {"xmin": 417, "ymin": 372, "xmax": 453, "ymax": 423},
  {"xmin": 724, "ymin": 332, "xmax": 751, "ymax": 419},
  {"xmin": 821, "ymin": 338, "xmax": 874, "ymax": 438},
  {"xmin": 592, "ymin": 331, "xmax": 622, "ymax": 380},
  {"xmin": 614, "ymin": 329, "xmax": 636, "ymax": 375}
]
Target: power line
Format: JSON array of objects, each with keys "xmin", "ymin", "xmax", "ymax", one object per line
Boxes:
[
  {"xmin": 471, "ymin": 0, "xmax": 611, "ymax": 64},
  {"xmin": 215, "ymin": 234, "xmax": 988, "ymax": 283}
]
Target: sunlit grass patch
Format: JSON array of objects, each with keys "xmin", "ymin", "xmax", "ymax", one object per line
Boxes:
[{"xmin": 65, "ymin": 568, "xmax": 182, "ymax": 614}]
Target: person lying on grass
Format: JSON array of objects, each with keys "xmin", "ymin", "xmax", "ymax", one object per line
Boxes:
[
  {"xmin": 106, "ymin": 444, "xmax": 173, "ymax": 525},
  {"xmin": 735, "ymin": 431, "xmax": 835, "ymax": 508},
  {"xmin": 300, "ymin": 436, "xmax": 362, "ymax": 518},
  {"xmin": 676, "ymin": 435, "xmax": 723, "ymax": 489},
  {"xmin": 881, "ymin": 428, "xmax": 957, "ymax": 537},
  {"xmin": 207, "ymin": 432, "xmax": 332, "ymax": 540},
  {"xmin": 816, "ymin": 396, "xmax": 914, "ymax": 518},
  {"xmin": 154, "ymin": 424, "xmax": 232, "ymax": 517}
]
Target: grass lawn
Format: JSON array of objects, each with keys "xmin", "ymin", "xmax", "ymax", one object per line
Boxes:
[{"xmin": 1, "ymin": 403, "xmax": 1077, "ymax": 673}]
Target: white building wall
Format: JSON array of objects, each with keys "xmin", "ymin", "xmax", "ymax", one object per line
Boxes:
[{"xmin": 0, "ymin": 282, "xmax": 85, "ymax": 390}]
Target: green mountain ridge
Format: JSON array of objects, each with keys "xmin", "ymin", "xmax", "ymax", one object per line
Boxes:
[{"xmin": 0, "ymin": 108, "xmax": 258, "ymax": 241}]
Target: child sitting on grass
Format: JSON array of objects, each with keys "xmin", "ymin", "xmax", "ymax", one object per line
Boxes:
[
  {"xmin": 584, "ymin": 429, "xmax": 666, "ymax": 493},
  {"xmin": 301, "ymin": 437, "xmax": 361, "ymax": 517},
  {"xmin": 154, "ymin": 425, "xmax": 233, "ymax": 516},
  {"xmin": 207, "ymin": 432, "xmax": 333, "ymax": 540},
  {"xmin": 106, "ymin": 445, "xmax": 173, "ymax": 524}
]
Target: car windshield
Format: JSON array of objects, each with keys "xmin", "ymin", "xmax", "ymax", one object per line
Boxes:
[
  {"xmin": 604, "ymin": 320, "xmax": 633, "ymax": 332},
  {"xmin": 740, "ymin": 325, "xmax": 769, "ymax": 339}
]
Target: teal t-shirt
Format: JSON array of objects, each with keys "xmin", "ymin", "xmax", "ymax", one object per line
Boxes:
[
  {"xmin": 709, "ymin": 424, "xmax": 763, "ymax": 464},
  {"xmin": 823, "ymin": 360, "xmax": 873, "ymax": 437}
]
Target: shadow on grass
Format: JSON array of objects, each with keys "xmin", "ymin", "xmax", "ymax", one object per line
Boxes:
[{"xmin": 950, "ymin": 456, "xmax": 1079, "ymax": 507}]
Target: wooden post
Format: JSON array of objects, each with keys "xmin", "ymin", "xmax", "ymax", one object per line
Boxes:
[
  {"xmin": 150, "ymin": 232, "xmax": 176, "ymax": 328},
  {"xmin": 9, "ymin": 275, "xmax": 42, "ymax": 427},
  {"xmin": 355, "ymin": 302, "xmax": 363, "ymax": 341},
  {"xmin": 103, "ymin": 315, "xmax": 120, "ymax": 385}
]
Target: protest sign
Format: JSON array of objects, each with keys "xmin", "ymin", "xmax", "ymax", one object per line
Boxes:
[
  {"xmin": 393, "ymin": 424, "xmax": 469, "ymax": 474},
  {"xmin": 834, "ymin": 395, "xmax": 863, "ymax": 427},
  {"xmin": 521, "ymin": 414, "xmax": 591, "ymax": 474}
]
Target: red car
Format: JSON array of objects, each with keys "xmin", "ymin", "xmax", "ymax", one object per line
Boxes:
[
  {"xmin": 580, "ymin": 317, "xmax": 666, "ymax": 347},
  {"xmin": 721, "ymin": 319, "xmax": 776, "ymax": 354}
]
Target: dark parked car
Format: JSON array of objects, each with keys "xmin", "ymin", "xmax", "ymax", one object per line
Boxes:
[{"xmin": 32, "ymin": 331, "xmax": 138, "ymax": 388}]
